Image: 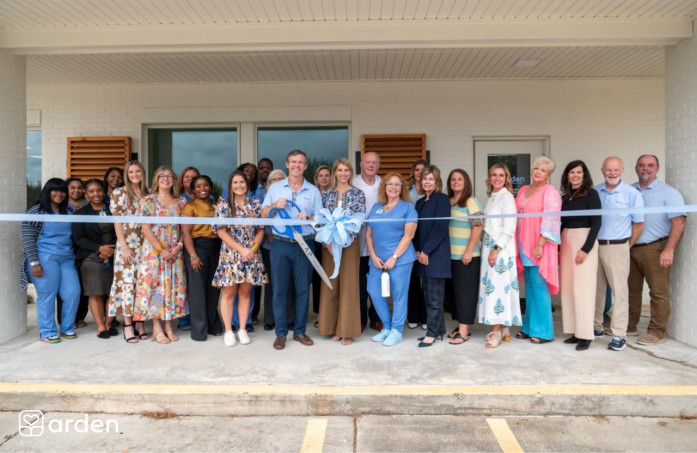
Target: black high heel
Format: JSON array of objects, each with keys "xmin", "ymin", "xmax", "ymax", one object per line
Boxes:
[
  {"xmin": 123, "ymin": 323, "xmax": 138, "ymax": 344},
  {"xmin": 135, "ymin": 321, "xmax": 148, "ymax": 340}
]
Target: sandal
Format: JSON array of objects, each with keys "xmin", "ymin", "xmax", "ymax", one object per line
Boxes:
[
  {"xmin": 448, "ymin": 327, "xmax": 460, "ymax": 338},
  {"xmin": 152, "ymin": 330, "xmax": 170, "ymax": 344},
  {"xmin": 485, "ymin": 330, "xmax": 502, "ymax": 349},
  {"xmin": 516, "ymin": 331, "xmax": 530, "ymax": 340},
  {"xmin": 97, "ymin": 330, "xmax": 110, "ymax": 339},
  {"xmin": 341, "ymin": 337, "xmax": 353, "ymax": 346},
  {"xmin": 530, "ymin": 337, "xmax": 552, "ymax": 344},
  {"xmin": 75, "ymin": 320, "xmax": 87, "ymax": 328},
  {"xmin": 164, "ymin": 327, "xmax": 179, "ymax": 342},
  {"xmin": 122, "ymin": 323, "xmax": 138, "ymax": 344},
  {"xmin": 135, "ymin": 321, "xmax": 148, "ymax": 340},
  {"xmin": 449, "ymin": 332, "xmax": 469, "ymax": 345},
  {"xmin": 502, "ymin": 327, "xmax": 511, "ymax": 342}
]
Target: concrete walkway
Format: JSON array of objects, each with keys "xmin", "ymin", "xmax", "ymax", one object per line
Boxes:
[{"xmin": 1, "ymin": 304, "xmax": 696, "ymax": 417}]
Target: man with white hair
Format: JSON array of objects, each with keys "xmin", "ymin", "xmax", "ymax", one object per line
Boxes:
[
  {"xmin": 594, "ymin": 156, "xmax": 644, "ymax": 351},
  {"xmin": 353, "ymin": 151, "xmax": 383, "ymax": 332}
]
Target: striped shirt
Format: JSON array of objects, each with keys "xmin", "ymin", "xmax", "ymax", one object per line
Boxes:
[{"xmin": 449, "ymin": 197, "xmax": 484, "ymax": 259}]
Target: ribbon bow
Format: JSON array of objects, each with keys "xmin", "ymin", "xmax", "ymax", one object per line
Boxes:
[{"xmin": 314, "ymin": 206, "xmax": 365, "ymax": 279}]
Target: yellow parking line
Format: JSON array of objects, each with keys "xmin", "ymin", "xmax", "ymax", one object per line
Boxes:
[
  {"xmin": 486, "ymin": 418, "xmax": 524, "ymax": 453},
  {"xmin": 300, "ymin": 418, "xmax": 328, "ymax": 453}
]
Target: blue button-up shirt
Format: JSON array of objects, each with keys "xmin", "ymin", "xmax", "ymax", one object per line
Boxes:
[
  {"xmin": 262, "ymin": 177, "xmax": 322, "ymax": 236},
  {"xmin": 595, "ymin": 180, "xmax": 644, "ymax": 240},
  {"xmin": 632, "ymin": 179, "xmax": 685, "ymax": 244}
]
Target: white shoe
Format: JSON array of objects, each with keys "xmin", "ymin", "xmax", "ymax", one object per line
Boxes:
[
  {"xmin": 421, "ymin": 324, "xmax": 427, "ymax": 330},
  {"xmin": 407, "ymin": 323, "xmax": 418, "ymax": 329},
  {"xmin": 224, "ymin": 331, "xmax": 237, "ymax": 347},
  {"xmin": 237, "ymin": 329, "xmax": 251, "ymax": 345}
]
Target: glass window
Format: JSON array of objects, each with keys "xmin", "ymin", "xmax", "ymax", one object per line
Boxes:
[
  {"xmin": 257, "ymin": 126, "xmax": 349, "ymax": 181},
  {"xmin": 148, "ymin": 127, "xmax": 237, "ymax": 196},
  {"xmin": 27, "ymin": 130, "xmax": 42, "ymax": 208}
]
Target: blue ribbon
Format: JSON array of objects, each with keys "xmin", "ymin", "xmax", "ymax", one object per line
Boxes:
[{"xmin": 313, "ymin": 207, "xmax": 365, "ymax": 279}]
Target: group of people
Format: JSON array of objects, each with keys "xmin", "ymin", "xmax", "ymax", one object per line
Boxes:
[{"xmin": 20, "ymin": 149, "xmax": 685, "ymax": 352}]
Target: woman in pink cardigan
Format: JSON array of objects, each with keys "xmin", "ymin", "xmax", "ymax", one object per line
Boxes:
[{"xmin": 515, "ymin": 156, "xmax": 561, "ymax": 344}]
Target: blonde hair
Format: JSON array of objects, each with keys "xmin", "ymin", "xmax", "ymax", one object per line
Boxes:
[
  {"xmin": 150, "ymin": 165, "xmax": 178, "ymax": 197},
  {"xmin": 420, "ymin": 165, "xmax": 443, "ymax": 194},
  {"xmin": 329, "ymin": 158, "xmax": 354, "ymax": 191},
  {"xmin": 123, "ymin": 160, "xmax": 148, "ymax": 207},
  {"xmin": 532, "ymin": 155, "xmax": 556, "ymax": 176},
  {"xmin": 377, "ymin": 173, "xmax": 409, "ymax": 205},
  {"xmin": 485, "ymin": 163, "xmax": 513, "ymax": 197},
  {"xmin": 313, "ymin": 165, "xmax": 331, "ymax": 188}
]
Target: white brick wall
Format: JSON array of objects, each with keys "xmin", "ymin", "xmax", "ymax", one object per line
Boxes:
[
  {"xmin": 666, "ymin": 22, "xmax": 697, "ymax": 346},
  {"xmin": 0, "ymin": 51, "xmax": 27, "ymax": 343},
  {"xmin": 28, "ymin": 78, "xmax": 665, "ymax": 187}
]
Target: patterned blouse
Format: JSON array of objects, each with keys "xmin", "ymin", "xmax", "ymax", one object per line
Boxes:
[{"xmin": 321, "ymin": 187, "xmax": 366, "ymax": 240}]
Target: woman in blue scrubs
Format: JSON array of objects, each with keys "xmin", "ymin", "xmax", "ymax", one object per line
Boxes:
[
  {"xmin": 20, "ymin": 178, "xmax": 81, "ymax": 343},
  {"xmin": 366, "ymin": 172, "xmax": 418, "ymax": 347}
]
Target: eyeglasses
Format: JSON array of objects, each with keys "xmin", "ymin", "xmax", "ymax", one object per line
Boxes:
[
  {"xmin": 158, "ymin": 174, "xmax": 174, "ymax": 179},
  {"xmin": 386, "ymin": 182, "xmax": 403, "ymax": 187}
]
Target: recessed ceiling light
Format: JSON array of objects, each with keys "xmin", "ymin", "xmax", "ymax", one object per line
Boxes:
[{"xmin": 512, "ymin": 59, "xmax": 540, "ymax": 68}]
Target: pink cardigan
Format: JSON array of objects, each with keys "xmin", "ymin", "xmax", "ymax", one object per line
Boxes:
[{"xmin": 515, "ymin": 184, "xmax": 561, "ymax": 295}]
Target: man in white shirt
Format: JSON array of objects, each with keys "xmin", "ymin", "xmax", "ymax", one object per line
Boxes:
[{"xmin": 353, "ymin": 152, "xmax": 383, "ymax": 331}]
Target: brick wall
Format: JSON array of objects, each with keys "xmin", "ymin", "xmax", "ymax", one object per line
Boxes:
[
  {"xmin": 0, "ymin": 52, "xmax": 27, "ymax": 343},
  {"xmin": 27, "ymin": 78, "xmax": 665, "ymax": 188},
  {"xmin": 666, "ymin": 22, "xmax": 697, "ymax": 346}
]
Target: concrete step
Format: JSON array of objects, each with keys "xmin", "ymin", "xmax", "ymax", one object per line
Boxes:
[{"xmin": 2, "ymin": 382, "xmax": 697, "ymax": 418}]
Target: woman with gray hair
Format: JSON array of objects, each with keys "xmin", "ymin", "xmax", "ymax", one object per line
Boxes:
[{"xmin": 515, "ymin": 155, "xmax": 562, "ymax": 344}]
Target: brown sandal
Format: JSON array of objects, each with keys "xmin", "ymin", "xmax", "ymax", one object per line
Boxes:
[{"xmin": 152, "ymin": 330, "xmax": 170, "ymax": 344}]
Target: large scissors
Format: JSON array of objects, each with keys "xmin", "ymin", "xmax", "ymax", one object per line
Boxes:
[{"xmin": 269, "ymin": 200, "xmax": 334, "ymax": 290}]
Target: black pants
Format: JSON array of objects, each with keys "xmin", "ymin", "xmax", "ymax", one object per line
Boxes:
[
  {"xmin": 359, "ymin": 256, "xmax": 379, "ymax": 326},
  {"xmin": 422, "ymin": 276, "xmax": 446, "ymax": 338},
  {"xmin": 449, "ymin": 258, "xmax": 481, "ymax": 325},
  {"xmin": 262, "ymin": 246, "xmax": 295, "ymax": 326},
  {"xmin": 407, "ymin": 265, "xmax": 426, "ymax": 324},
  {"xmin": 184, "ymin": 237, "xmax": 223, "ymax": 341}
]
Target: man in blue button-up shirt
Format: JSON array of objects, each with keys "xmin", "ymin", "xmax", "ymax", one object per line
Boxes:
[
  {"xmin": 593, "ymin": 157, "xmax": 644, "ymax": 351},
  {"xmin": 628, "ymin": 155, "xmax": 686, "ymax": 346},
  {"xmin": 262, "ymin": 149, "xmax": 323, "ymax": 350}
]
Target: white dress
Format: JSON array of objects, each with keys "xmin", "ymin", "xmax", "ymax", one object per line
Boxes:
[{"xmin": 477, "ymin": 189, "xmax": 522, "ymax": 326}]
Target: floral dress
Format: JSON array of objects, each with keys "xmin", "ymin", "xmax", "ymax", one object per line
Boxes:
[
  {"xmin": 211, "ymin": 197, "xmax": 268, "ymax": 287},
  {"xmin": 133, "ymin": 194, "xmax": 188, "ymax": 321},
  {"xmin": 108, "ymin": 187, "xmax": 144, "ymax": 317}
]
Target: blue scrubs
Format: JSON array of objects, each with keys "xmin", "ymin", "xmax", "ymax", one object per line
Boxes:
[{"xmin": 366, "ymin": 201, "xmax": 417, "ymax": 333}]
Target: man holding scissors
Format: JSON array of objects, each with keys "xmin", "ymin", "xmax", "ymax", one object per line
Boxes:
[{"xmin": 262, "ymin": 149, "xmax": 323, "ymax": 350}]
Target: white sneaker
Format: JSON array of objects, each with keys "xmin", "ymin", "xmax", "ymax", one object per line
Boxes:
[
  {"xmin": 224, "ymin": 331, "xmax": 237, "ymax": 347},
  {"xmin": 237, "ymin": 329, "xmax": 251, "ymax": 345},
  {"xmin": 421, "ymin": 324, "xmax": 427, "ymax": 330},
  {"xmin": 407, "ymin": 323, "xmax": 418, "ymax": 329}
]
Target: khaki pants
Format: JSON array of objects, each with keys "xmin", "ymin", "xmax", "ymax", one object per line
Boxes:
[
  {"xmin": 560, "ymin": 228, "xmax": 598, "ymax": 340},
  {"xmin": 595, "ymin": 242, "xmax": 630, "ymax": 338},
  {"xmin": 628, "ymin": 239, "xmax": 671, "ymax": 338}
]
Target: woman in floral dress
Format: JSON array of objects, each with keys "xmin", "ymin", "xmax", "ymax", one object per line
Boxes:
[
  {"xmin": 213, "ymin": 170, "xmax": 267, "ymax": 347},
  {"xmin": 133, "ymin": 165, "xmax": 188, "ymax": 344},
  {"xmin": 108, "ymin": 160, "xmax": 149, "ymax": 343},
  {"xmin": 477, "ymin": 163, "xmax": 521, "ymax": 349}
]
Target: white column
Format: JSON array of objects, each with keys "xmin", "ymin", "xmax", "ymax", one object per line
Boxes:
[
  {"xmin": 666, "ymin": 20, "xmax": 697, "ymax": 346},
  {"xmin": 0, "ymin": 51, "xmax": 27, "ymax": 343},
  {"xmin": 239, "ymin": 122, "xmax": 256, "ymax": 166}
]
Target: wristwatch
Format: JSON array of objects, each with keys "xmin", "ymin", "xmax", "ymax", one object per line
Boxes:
[
  {"xmin": 29, "ymin": 261, "xmax": 40, "ymax": 267},
  {"xmin": 392, "ymin": 254, "xmax": 398, "ymax": 260},
  {"xmin": 492, "ymin": 244, "xmax": 500, "ymax": 251}
]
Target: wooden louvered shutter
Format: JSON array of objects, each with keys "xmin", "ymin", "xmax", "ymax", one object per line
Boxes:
[
  {"xmin": 67, "ymin": 136, "xmax": 131, "ymax": 181},
  {"xmin": 361, "ymin": 134, "xmax": 426, "ymax": 180}
]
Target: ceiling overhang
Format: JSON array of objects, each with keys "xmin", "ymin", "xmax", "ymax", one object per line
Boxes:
[{"xmin": 2, "ymin": 19, "xmax": 693, "ymax": 55}]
